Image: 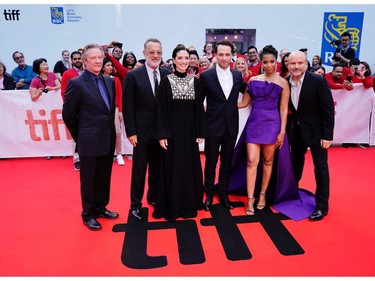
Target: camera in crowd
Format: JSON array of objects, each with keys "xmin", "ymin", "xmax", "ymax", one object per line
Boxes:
[
  {"xmin": 42, "ymin": 88, "xmax": 49, "ymax": 93},
  {"xmin": 330, "ymin": 39, "xmax": 341, "ymax": 57},
  {"xmin": 330, "ymin": 40, "xmax": 341, "ymax": 48},
  {"xmin": 113, "ymin": 42, "xmax": 123, "ymax": 49}
]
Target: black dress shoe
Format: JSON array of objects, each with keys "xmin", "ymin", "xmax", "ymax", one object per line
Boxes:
[
  {"xmin": 83, "ymin": 218, "xmax": 102, "ymax": 231},
  {"xmin": 219, "ymin": 197, "xmax": 234, "ymax": 209},
  {"xmin": 97, "ymin": 210, "xmax": 119, "ymax": 219},
  {"xmin": 309, "ymin": 210, "xmax": 328, "ymax": 221},
  {"xmin": 131, "ymin": 208, "xmax": 143, "ymax": 221}
]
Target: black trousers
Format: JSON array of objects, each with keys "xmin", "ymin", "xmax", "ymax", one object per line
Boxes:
[
  {"xmin": 289, "ymin": 124, "xmax": 330, "ymax": 213},
  {"xmin": 130, "ymin": 141, "xmax": 160, "ymax": 210},
  {"xmin": 204, "ymin": 129, "xmax": 237, "ymax": 198},
  {"xmin": 79, "ymin": 153, "xmax": 114, "ymax": 220}
]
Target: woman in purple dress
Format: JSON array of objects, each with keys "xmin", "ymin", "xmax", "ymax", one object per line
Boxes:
[{"xmin": 238, "ymin": 45, "xmax": 290, "ymax": 216}]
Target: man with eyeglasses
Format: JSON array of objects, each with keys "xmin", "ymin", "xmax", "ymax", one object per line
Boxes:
[
  {"xmin": 247, "ymin": 46, "xmax": 260, "ymax": 77},
  {"xmin": 334, "ymin": 32, "xmax": 356, "ymax": 67},
  {"xmin": 11, "ymin": 51, "xmax": 37, "ymax": 89}
]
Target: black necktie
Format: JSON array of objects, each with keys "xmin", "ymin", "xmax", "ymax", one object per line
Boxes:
[
  {"xmin": 153, "ymin": 70, "xmax": 159, "ymax": 97},
  {"xmin": 95, "ymin": 76, "xmax": 110, "ymax": 109}
]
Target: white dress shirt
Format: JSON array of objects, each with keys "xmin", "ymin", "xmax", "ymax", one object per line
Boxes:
[
  {"xmin": 145, "ymin": 63, "xmax": 160, "ymax": 94},
  {"xmin": 289, "ymin": 72, "xmax": 306, "ymax": 110},
  {"xmin": 216, "ymin": 65, "xmax": 233, "ymax": 99}
]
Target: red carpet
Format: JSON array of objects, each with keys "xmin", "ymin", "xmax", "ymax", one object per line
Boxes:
[{"xmin": 1, "ymin": 146, "xmax": 375, "ymax": 276}]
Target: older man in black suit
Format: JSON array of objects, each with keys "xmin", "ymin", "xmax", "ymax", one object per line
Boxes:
[
  {"xmin": 287, "ymin": 51, "xmax": 335, "ymax": 221},
  {"xmin": 200, "ymin": 39, "xmax": 247, "ymax": 211},
  {"xmin": 123, "ymin": 38, "xmax": 171, "ymax": 221},
  {"xmin": 63, "ymin": 43, "xmax": 119, "ymax": 231}
]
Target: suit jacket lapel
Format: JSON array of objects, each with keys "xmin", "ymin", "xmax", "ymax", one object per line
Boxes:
[
  {"xmin": 228, "ymin": 69, "xmax": 238, "ymax": 99},
  {"xmin": 102, "ymin": 75, "xmax": 114, "ymax": 108},
  {"xmin": 141, "ymin": 65, "xmax": 156, "ymax": 99}
]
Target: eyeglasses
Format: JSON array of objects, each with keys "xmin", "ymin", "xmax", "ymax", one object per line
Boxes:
[{"xmin": 14, "ymin": 56, "xmax": 24, "ymax": 60}]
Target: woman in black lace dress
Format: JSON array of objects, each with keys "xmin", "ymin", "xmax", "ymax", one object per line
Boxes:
[{"xmin": 153, "ymin": 44, "xmax": 206, "ymax": 221}]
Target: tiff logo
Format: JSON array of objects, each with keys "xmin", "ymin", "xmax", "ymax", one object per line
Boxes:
[
  {"xmin": 113, "ymin": 205, "xmax": 305, "ymax": 269},
  {"xmin": 3, "ymin": 9, "xmax": 20, "ymax": 21},
  {"xmin": 24, "ymin": 109, "xmax": 72, "ymax": 141}
]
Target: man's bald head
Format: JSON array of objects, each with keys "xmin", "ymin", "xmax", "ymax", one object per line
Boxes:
[{"xmin": 288, "ymin": 51, "xmax": 308, "ymax": 80}]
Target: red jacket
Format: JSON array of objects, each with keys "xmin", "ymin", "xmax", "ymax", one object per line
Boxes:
[
  {"xmin": 113, "ymin": 76, "xmax": 123, "ymax": 112},
  {"xmin": 105, "ymin": 53, "xmax": 129, "ymax": 85},
  {"xmin": 351, "ymin": 75, "xmax": 373, "ymax": 89},
  {"xmin": 325, "ymin": 72, "xmax": 346, "ymax": 90},
  {"xmin": 61, "ymin": 67, "xmax": 80, "ymax": 100}
]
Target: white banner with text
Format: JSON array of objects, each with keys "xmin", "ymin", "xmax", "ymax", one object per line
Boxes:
[
  {"xmin": 0, "ymin": 86, "xmax": 374, "ymax": 158},
  {"xmin": 0, "ymin": 90, "xmax": 133, "ymax": 158}
]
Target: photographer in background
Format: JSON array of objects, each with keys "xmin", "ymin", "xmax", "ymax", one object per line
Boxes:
[
  {"xmin": 333, "ymin": 32, "xmax": 356, "ymax": 67},
  {"xmin": 29, "ymin": 58, "xmax": 61, "ymax": 102},
  {"xmin": 29, "ymin": 58, "xmax": 61, "ymax": 160}
]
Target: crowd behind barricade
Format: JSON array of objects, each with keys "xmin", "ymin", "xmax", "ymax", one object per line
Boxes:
[{"xmin": 1, "ymin": 33, "xmax": 375, "ymax": 229}]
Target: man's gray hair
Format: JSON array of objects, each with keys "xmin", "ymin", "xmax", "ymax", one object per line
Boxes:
[
  {"xmin": 144, "ymin": 38, "xmax": 162, "ymax": 50},
  {"xmin": 81, "ymin": 43, "xmax": 103, "ymax": 60}
]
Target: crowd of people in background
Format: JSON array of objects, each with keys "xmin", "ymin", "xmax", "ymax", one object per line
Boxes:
[
  {"xmin": 1, "ymin": 32, "xmax": 375, "ymax": 229},
  {"xmin": 1, "ymin": 33, "xmax": 374, "ymax": 93}
]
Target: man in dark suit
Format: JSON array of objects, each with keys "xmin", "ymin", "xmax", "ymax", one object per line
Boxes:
[
  {"xmin": 200, "ymin": 39, "xmax": 247, "ymax": 211},
  {"xmin": 123, "ymin": 38, "xmax": 171, "ymax": 221},
  {"xmin": 287, "ymin": 51, "xmax": 335, "ymax": 221},
  {"xmin": 63, "ymin": 43, "xmax": 119, "ymax": 231}
]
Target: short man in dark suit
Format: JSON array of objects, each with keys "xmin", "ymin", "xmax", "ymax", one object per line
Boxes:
[
  {"xmin": 63, "ymin": 43, "xmax": 119, "ymax": 231},
  {"xmin": 287, "ymin": 51, "xmax": 335, "ymax": 221},
  {"xmin": 123, "ymin": 38, "xmax": 171, "ymax": 221},
  {"xmin": 200, "ymin": 39, "xmax": 247, "ymax": 211}
]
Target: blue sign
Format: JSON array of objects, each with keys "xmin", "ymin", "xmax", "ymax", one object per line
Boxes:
[
  {"xmin": 50, "ymin": 7, "xmax": 64, "ymax": 25},
  {"xmin": 320, "ymin": 12, "xmax": 364, "ymax": 66}
]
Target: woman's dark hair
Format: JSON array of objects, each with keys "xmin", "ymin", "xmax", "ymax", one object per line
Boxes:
[
  {"xmin": 172, "ymin": 44, "xmax": 189, "ymax": 59},
  {"xmin": 280, "ymin": 52, "xmax": 291, "ymax": 74},
  {"xmin": 359, "ymin": 61, "xmax": 372, "ymax": 77},
  {"xmin": 101, "ymin": 58, "xmax": 111, "ymax": 74},
  {"xmin": 259, "ymin": 45, "xmax": 278, "ymax": 60},
  {"xmin": 171, "ymin": 44, "xmax": 189, "ymax": 71},
  {"xmin": 314, "ymin": 66, "xmax": 326, "ymax": 77},
  {"xmin": 32, "ymin": 58, "xmax": 47, "ymax": 75},
  {"xmin": 0, "ymin": 61, "xmax": 7, "ymax": 74},
  {"xmin": 122, "ymin": 52, "xmax": 137, "ymax": 69},
  {"xmin": 313, "ymin": 55, "xmax": 322, "ymax": 66},
  {"xmin": 189, "ymin": 49, "xmax": 199, "ymax": 60}
]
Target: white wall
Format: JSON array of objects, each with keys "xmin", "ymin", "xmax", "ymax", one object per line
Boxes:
[{"xmin": 1, "ymin": 4, "xmax": 374, "ymax": 73}]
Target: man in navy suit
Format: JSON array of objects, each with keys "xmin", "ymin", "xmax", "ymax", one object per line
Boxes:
[
  {"xmin": 200, "ymin": 40, "xmax": 247, "ymax": 210},
  {"xmin": 287, "ymin": 51, "xmax": 334, "ymax": 221},
  {"xmin": 63, "ymin": 43, "xmax": 119, "ymax": 231},
  {"xmin": 123, "ymin": 38, "xmax": 171, "ymax": 221}
]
